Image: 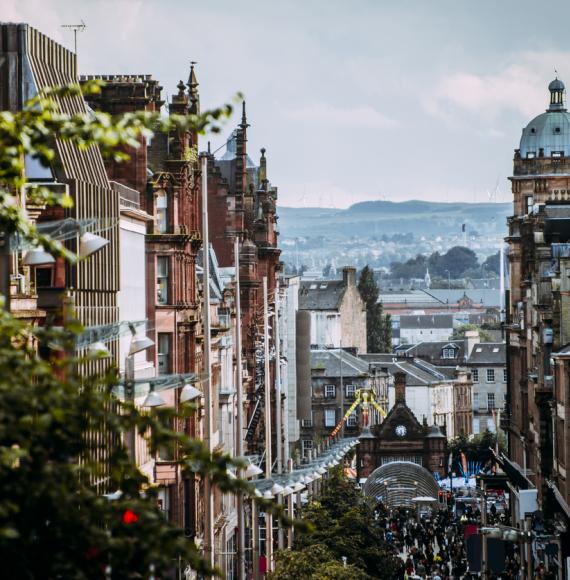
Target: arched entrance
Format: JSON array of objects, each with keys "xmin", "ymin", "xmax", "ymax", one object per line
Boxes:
[{"xmin": 362, "ymin": 461, "xmax": 440, "ymax": 508}]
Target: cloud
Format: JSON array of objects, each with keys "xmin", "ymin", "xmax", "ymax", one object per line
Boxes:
[
  {"xmin": 286, "ymin": 102, "xmax": 397, "ymax": 129},
  {"xmin": 424, "ymin": 50, "xmax": 570, "ymax": 126}
]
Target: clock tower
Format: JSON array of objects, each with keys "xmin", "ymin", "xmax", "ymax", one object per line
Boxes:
[{"xmin": 357, "ymin": 372, "xmax": 447, "ymax": 479}]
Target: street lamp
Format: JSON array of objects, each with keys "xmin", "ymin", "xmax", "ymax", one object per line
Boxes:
[
  {"xmin": 180, "ymin": 383, "xmax": 201, "ymax": 403},
  {"xmin": 141, "ymin": 385, "xmax": 166, "ymax": 408}
]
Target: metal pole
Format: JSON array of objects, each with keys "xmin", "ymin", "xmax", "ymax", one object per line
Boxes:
[
  {"xmin": 234, "ymin": 239, "xmax": 246, "ymax": 580},
  {"xmin": 339, "ymin": 340, "xmax": 344, "ymax": 438},
  {"xmin": 201, "ymin": 155, "xmax": 215, "ymax": 571},
  {"xmin": 287, "ymin": 458, "xmax": 294, "ymax": 548},
  {"xmin": 125, "ymin": 353, "xmax": 136, "ymax": 460},
  {"xmin": 252, "ymin": 501, "xmax": 259, "ymax": 580},
  {"xmin": 481, "ymin": 480, "xmax": 488, "ymax": 580},
  {"xmin": 275, "ymin": 287, "xmax": 282, "ymax": 473},
  {"xmin": 274, "ymin": 286, "xmax": 285, "ymax": 552},
  {"xmin": 263, "ymin": 277, "xmax": 273, "ymax": 571}
]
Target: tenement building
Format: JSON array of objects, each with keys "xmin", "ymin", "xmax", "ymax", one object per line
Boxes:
[{"xmin": 506, "ymin": 77, "xmax": 570, "ymax": 528}]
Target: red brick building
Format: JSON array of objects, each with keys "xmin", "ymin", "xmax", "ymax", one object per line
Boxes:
[{"xmin": 83, "ymin": 69, "xmax": 204, "ymax": 535}]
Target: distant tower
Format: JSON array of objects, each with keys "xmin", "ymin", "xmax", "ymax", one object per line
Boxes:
[{"xmin": 425, "ymin": 268, "xmax": 431, "ymax": 289}]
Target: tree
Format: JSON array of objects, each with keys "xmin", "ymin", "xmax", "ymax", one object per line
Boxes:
[
  {"xmin": 358, "ymin": 266, "xmax": 391, "ymax": 352},
  {"xmin": 452, "ymin": 323, "xmax": 493, "ymax": 342},
  {"xmin": 0, "ymin": 82, "xmax": 271, "ymax": 577},
  {"xmin": 271, "ymin": 469, "xmax": 401, "ymax": 579},
  {"xmin": 437, "ymin": 246, "xmax": 479, "ymax": 278},
  {"xmin": 483, "ymin": 252, "xmax": 500, "ymax": 276}
]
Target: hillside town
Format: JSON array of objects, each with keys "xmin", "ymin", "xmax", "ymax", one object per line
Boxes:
[{"xmin": 2, "ymin": 6, "xmax": 570, "ymax": 580}]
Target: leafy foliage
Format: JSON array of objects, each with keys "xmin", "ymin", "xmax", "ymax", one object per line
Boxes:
[
  {"xmin": 390, "ymin": 245, "xmax": 480, "ymax": 280},
  {"xmin": 358, "ymin": 266, "xmax": 391, "ymax": 352},
  {"xmin": 449, "ymin": 430, "xmax": 506, "ymax": 467},
  {"xmin": 271, "ymin": 469, "xmax": 401, "ymax": 580},
  {"xmin": 452, "ymin": 323, "xmax": 493, "ymax": 342},
  {"xmin": 0, "ymin": 82, "xmax": 280, "ymax": 578}
]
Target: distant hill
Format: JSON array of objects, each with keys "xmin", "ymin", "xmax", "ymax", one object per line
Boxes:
[{"xmin": 278, "ymin": 200, "xmax": 511, "ymax": 239}]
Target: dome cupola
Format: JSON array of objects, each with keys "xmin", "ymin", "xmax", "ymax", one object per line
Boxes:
[
  {"xmin": 519, "ymin": 77, "xmax": 570, "ymax": 159},
  {"xmin": 548, "ymin": 77, "xmax": 566, "ymax": 111}
]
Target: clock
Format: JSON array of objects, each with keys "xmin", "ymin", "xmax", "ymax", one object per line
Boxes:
[{"xmin": 395, "ymin": 424, "xmax": 407, "ymax": 438}]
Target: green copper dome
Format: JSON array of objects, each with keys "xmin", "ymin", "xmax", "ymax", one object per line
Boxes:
[{"xmin": 520, "ymin": 78, "xmax": 570, "ymax": 158}]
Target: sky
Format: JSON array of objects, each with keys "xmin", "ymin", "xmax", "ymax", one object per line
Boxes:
[{"xmin": 4, "ymin": 0, "xmax": 570, "ymax": 208}]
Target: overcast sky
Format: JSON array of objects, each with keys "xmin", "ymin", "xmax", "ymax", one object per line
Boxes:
[{"xmin": 5, "ymin": 0, "xmax": 570, "ymax": 207}]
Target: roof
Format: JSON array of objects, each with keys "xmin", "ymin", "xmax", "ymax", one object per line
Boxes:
[
  {"xmin": 424, "ymin": 289, "xmax": 500, "ymax": 308},
  {"xmin": 520, "ymin": 79, "xmax": 570, "ymax": 157},
  {"xmin": 396, "ymin": 340, "xmax": 467, "ymax": 364},
  {"xmin": 359, "ymin": 354, "xmax": 452, "ymax": 386},
  {"xmin": 311, "ymin": 349, "xmax": 370, "ymax": 377},
  {"xmin": 378, "ymin": 290, "xmax": 441, "ymax": 305},
  {"xmin": 400, "ymin": 314, "xmax": 453, "ymax": 329},
  {"xmin": 299, "ymin": 280, "xmax": 346, "ymax": 311},
  {"xmin": 467, "ymin": 342, "xmax": 506, "ymax": 365}
]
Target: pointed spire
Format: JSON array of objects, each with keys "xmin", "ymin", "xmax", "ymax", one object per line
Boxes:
[
  {"xmin": 240, "ymin": 100, "xmax": 249, "ymax": 129},
  {"xmin": 187, "ymin": 60, "xmax": 200, "ymax": 114}
]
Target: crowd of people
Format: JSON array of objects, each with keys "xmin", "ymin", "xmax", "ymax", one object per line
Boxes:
[{"xmin": 374, "ymin": 500, "xmax": 558, "ymax": 579}]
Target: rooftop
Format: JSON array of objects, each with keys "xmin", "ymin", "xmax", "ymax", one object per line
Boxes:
[
  {"xmin": 520, "ymin": 78, "xmax": 570, "ymax": 158},
  {"xmin": 299, "ymin": 280, "xmax": 346, "ymax": 310},
  {"xmin": 311, "ymin": 349, "xmax": 370, "ymax": 377},
  {"xmin": 467, "ymin": 342, "xmax": 506, "ymax": 365}
]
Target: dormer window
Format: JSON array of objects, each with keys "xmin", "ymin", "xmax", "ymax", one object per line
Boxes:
[
  {"xmin": 442, "ymin": 347, "xmax": 456, "ymax": 359},
  {"xmin": 526, "ymin": 152, "xmax": 536, "ymax": 159},
  {"xmin": 555, "ymin": 127, "xmax": 561, "ymax": 134},
  {"xmin": 552, "ymin": 151, "xmax": 564, "ymax": 158}
]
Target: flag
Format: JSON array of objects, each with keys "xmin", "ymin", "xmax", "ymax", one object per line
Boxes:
[
  {"xmin": 461, "ymin": 451, "xmax": 468, "ymax": 475},
  {"xmin": 462, "ymin": 223, "xmax": 466, "ymax": 233}
]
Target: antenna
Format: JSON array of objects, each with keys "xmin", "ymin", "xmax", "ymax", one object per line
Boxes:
[{"xmin": 61, "ymin": 20, "xmax": 86, "ymax": 54}]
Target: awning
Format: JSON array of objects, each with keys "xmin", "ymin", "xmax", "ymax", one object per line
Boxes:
[{"xmin": 547, "ymin": 480, "xmax": 570, "ymax": 521}]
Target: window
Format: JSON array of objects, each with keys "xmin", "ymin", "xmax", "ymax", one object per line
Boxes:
[
  {"xmin": 526, "ymin": 195, "xmax": 534, "ymax": 214},
  {"xmin": 487, "ymin": 393, "xmax": 496, "ymax": 410},
  {"xmin": 324, "ymin": 384, "xmax": 336, "ymax": 399},
  {"xmin": 472, "ymin": 369, "xmax": 479, "ymax": 383},
  {"xmin": 503, "ymin": 369, "xmax": 507, "ymax": 383},
  {"xmin": 301, "ymin": 412, "xmax": 313, "ymax": 428},
  {"xmin": 347, "ymin": 414, "xmax": 358, "ymax": 428},
  {"xmin": 486, "ymin": 369, "xmax": 495, "ymax": 383},
  {"xmin": 156, "ymin": 190, "xmax": 168, "ymax": 233},
  {"xmin": 473, "ymin": 393, "xmax": 479, "ymax": 410},
  {"xmin": 442, "ymin": 347, "xmax": 456, "ymax": 359},
  {"xmin": 157, "ymin": 256, "xmax": 169, "ymax": 305},
  {"xmin": 324, "ymin": 409, "xmax": 336, "ymax": 427},
  {"xmin": 552, "ymin": 151, "xmax": 564, "ymax": 158},
  {"xmin": 345, "ymin": 384, "xmax": 356, "ymax": 398},
  {"xmin": 35, "ymin": 266, "xmax": 54, "ymax": 288},
  {"xmin": 301, "ymin": 439, "xmax": 313, "ymax": 458},
  {"xmin": 157, "ymin": 333, "xmax": 171, "ymax": 375},
  {"xmin": 472, "ymin": 417, "xmax": 480, "ymax": 435}
]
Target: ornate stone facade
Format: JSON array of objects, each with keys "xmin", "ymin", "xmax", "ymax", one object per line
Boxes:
[{"xmin": 357, "ymin": 372, "xmax": 447, "ymax": 480}]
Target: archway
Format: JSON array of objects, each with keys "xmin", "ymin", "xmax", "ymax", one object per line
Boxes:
[{"xmin": 362, "ymin": 461, "xmax": 440, "ymax": 508}]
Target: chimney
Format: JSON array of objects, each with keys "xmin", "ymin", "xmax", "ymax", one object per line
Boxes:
[
  {"xmin": 394, "ymin": 371, "xmax": 406, "ymax": 403},
  {"xmin": 342, "ymin": 266, "xmax": 356, "ymax": 287},
  {"xmin": 465, "ymin": 330, "xmax": 479, "ymax": 359}
]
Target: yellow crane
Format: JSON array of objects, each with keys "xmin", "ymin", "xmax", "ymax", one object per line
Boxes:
[{"xmin": 330, "ymin": 388, "xmax": 387, "ymax": 438}]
